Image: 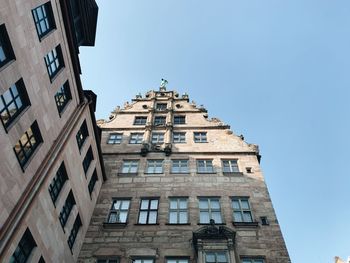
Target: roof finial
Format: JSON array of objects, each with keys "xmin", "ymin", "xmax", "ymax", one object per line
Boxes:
[{"xmin": 160, "ymin": 78, "xmax": 168, "ymax": 91}]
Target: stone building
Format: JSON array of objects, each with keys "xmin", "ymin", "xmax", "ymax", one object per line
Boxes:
[
  {"xmin": 0, "ymin": 0, "xmax": 105, "ymax": 262},
  {"xmin": 79, "ymin": 86, "xmax": 290, "ymax": 263}
]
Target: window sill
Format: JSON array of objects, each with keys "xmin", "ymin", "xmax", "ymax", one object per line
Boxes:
[
  {"xmin": 103, "ymin": 222, "xmax": 128, "ymax": 229},
  {"xmin": 38, "ymin": 28, "xmax": 56, "ymax": 42},
  {"xmin": 170, "ymin": 172, "xmax": 190, "ymax": 175},
  {"xmin": 2, "ymin": 105, "xmax": 30, "ymax": 133},
  {"xmin": 232, "ymin": 222, "xmax": 259, "ymax": 228},
  {"xmin": 194, "ymin": 141, "xmax": 208, "ymax": 143},
  {"xmin": 223, "ymin": 172, "xmax": 243, "ymax": 176},
  {"xmin": 197, "ymin": 223, "xmax": 226, "ymax": 225},
  {"xmin": 134, "ymin": 223, "xmax": 159, "ymax": 226},
  {"xmin": 49, "ymin": 66, "xmax": 64, "ymax": 83},
  {"xmin": 197, "ymin": 172, "xmax": 216, "ymax": 174},
  {"xmin": 144, "ymin": 172, "xmax": 164, "ymax": 175},
  {"xmin": 118, "ymin": 173, "xmax": 138, "ymax": 177},
  {"xmin": 165, "ymin": 223, "xmax": 191, "ymax": 226},
  {"xmin": 0, "ymin": 58, "xmax": 15, "ymax": 72}
]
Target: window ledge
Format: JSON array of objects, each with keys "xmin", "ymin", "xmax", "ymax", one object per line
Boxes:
[
  {"xmin": 165, "ymin": 223, "xmax": 191, "ymax": 226},
  {"xmin": 134, "ymin": 223, "xmax": 159, "ymax": 226},
  {"xmin": 194, "ymin": 141, "xmax": 208, "ymax": 143},
  {"xmin": 49, "ymin": 66, "xmax": 64, "ymax": 83},
  {"xmin": 197, "ymin": 223, "xmax": 226, "ymax": 226},
  {"xmin": 232, "ymin": 222, "xmax": 259, "ymax": 228},
  {"xmin": 103, "ymin": 222, "xmax": 128, "ymax": 229},
  {"xmin": 118, "ymin": 173, "xmax": 138, "ymax": 177},
  {"xmin": 144, "ymin": 172, "xmax": 164, "ymax": 175},
  {"xmin": 223, "ymin": 172, "xmax": 243, "ymax": 176},
  {"xmin": 197, "ymin": 172, "xmax": 216, "ymax": 174},
  {"xmin": 170, "ymin": 172, "xmax": 190, "ymax": 175}
]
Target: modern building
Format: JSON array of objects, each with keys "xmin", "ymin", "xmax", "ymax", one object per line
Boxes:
[
  {"xmin": 0, "ymin": 0, "xmax": 105, "ymax": 262},
  {"xmin": 79, "ymin": 86, "xmax": 290, "ymax": 263}
]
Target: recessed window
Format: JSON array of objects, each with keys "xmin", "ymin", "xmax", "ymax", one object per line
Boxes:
[
  {"xmin": 246, "ymin": 167, "xmax": 252, "ymax": 173},
  {"xmin": 151, "ymin": 132, "xmax": 164, "ymax": 144},
  {"xmin": 82, "ymin": 146, "xmax": 94, "ymax": 174},
  {"xmin": 107, "ymin": 133, "xmax": 122, "ymax": 144},
  {"xmin": 129, "ymin": 133, "xmax": 143, "ymax": 144},
  {"xmin": 205, "ymin": 252, "xmax": 228, "ymax": 263},
  {"xmin": 97, "ymin": 259, "xmax": 119, "ymax": 263},
  {"xmin": 0, "ymin": 79, "xmax": 30, "ymax": 129},
  {"xmin": 167, "ymin": 259, "xmax": 188, "ymax": 263},
  {"xmin": 194, "ymin": 132, "xmax": 207, "ymax": 143},
  {"xmin": 260, "ymin": 216, "xmax": 269, "ymax": 226},
  {"xmin": 88, "ymin": 169, "xmax": 98, "ymax": 195},
  {"xmin": 154, "ymin": 116, "xmax": 166, "ymax": 126},
  {"xmin": 169, "ymin": 198, "xmax": 188, "ymax": 224},
  {"xmin": 146, "ymin": 160, "xmax": 163, "ymax": 174},
  {"xmin": 174, "ymin": 115, "xmax": 185, "ymax": 124},
  {"xmin": 59, "ymin": 191, "xmax": 76, "ymax": 228},
  {"xmin": 108, "ymin": 199, "xmax": 131, "ymax": 223},
  {"xmin": 134, "ymin": 259, "xmax": 154, "ymax": 263},
  {"xmin": 222, "ymin": 160, "xmax": 239, "ymax": 173},
  {"xmin": 76, "ymin": 120, "xmax": 89, "ymax": 150},
  {"xmin": 55, "ymin": 81, "xmax": 71, "ymax": 115},
  {"xmin": 138, "ymin": 198, "xmax": 159, "ymax": 224},
  {"xmin": 13, "ymin": 121, "xmax": 43, "ymax": 169},
  {"xmin": 32, "ymin": 2, "xmax": 56, "ymax": 39},
  {"xmin": 171, "ymin": 160, "xmax": 189, "ymax": 174},
  {"xmin": 134, "ymin": 116, "xmax": 147, "ymax": 125},
  {"xmin": 67, "ymin": 214, "xmax": 82, "ymax": 250},
  {"xmin": 199, "ymin": 198, "xmax": 222, "ymax": 224},
  {"xmin": 241, "ymin": 259, "xmax": 265, "ymax": 263},
  {"xmin": 44, "ymin": 45, "xmax": 64, "ymax": 80},
  {"xmin": 173, "ymin": 132, "xmax": 186, "ymax": 143},
  {"xmin": 0, "ymin": 24, "xmax": 15, "ymax": 68},
  {"xmin": 197, "ymin": 160, "xmax": 214, "ymax": 173},
  {"xmin": 156, "ymin": 103, "xmax": 167, "ymax": 111},
  {"xmin": 49, "ymin": 162, "xmax": 68, "ymax": 204},
  {"xmin": 232, "ymin": 197, "xmax": 253, "ymax": 223},
  {"xmin": 10, "ymin": 229, "xmax": 37, "ymax": 263},
  {"xmin": 121, "ymin": 160, "xmax": 139, "ymax": 174}
]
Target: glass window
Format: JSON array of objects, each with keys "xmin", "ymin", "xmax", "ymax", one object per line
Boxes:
[
  {"xmin": 54, "ymin": 81, "xmax": 71, "ymax": 115},
  {"xmin": 241, "ymin": 259, "xmax": 265, "ymax": 263},
  {"xmin": 154, "ymin": 116, "xmax": 166, "ymax": 126},
  {"xmin": 197, "ymin": 160, "xmax": 214, "ymax": 173},
  {"xmin": 173, "ymin": 132, "xmax": 186, "ymax": 143},
  {"xmin": 167, "ymin": 259, "xmax": 189, "ymax": 263},
  {"xmin": 76, "ymin": 120, "xmax": 89, "ymax": 150},
  {"xmin": 194, "ymin": 132, "xmax": 207, "ymax": 143},
  {"xmin": 199, "ymin": 198, "xmax": 222, "ymax": 224},
  {"xmin": 171, "ymin": 160, "xmax": 189, "ymax": 174},
  {"xmin": 134, "ymin": 259, "xmax": 154, "ymax": 263},
  {"xmin": 129, "ymin": 133, "xmax": 143, "ymax": 144},
  {"xmin": 82, "ymin": 146, "xmax": 94, "ymax": 174},
  {"xmin": 59, "ymin": 191, "xmax": 76, "ymax": 228},
  {"xmin": 108, "ymin": 199, "xmax": 131, "ymax": 223},
  {"xmin": 151, "ymin": 132, "xmax": 164, "ymax": 144},
  {"xmin": 138, "ymin": 198, "xmax": 159, "ymax": 224},
  {"xmin": 0, "ymin": 79, "xmax": 30, "ymax": 129},
  {"xmin": 232, "ymin": 197, "xmax": 253, "ymax": 223},
  {"xmin": 173, "ymin": 116, "xmax": 185, "ymax": 124},
  {"xmin": 48, "ymin": 162, "xmax": 68, "ymax": 203},
  {"xmin": 108, "ymin": 133, "xmax": 122, "ymax": 144},
  {"xmin": 44, "ymin": 45, "xmax": 64, "ymax": 80},
  {"xmin": 121, "ymin": 160, "xmax": 139, "ymax": 174},
  {"xmin": 67, "ymin": 214, "xmax": 82, "ymax": 250},
  {"xmin": 205, "ymin": 252, "xmax": 228, "ymax": 263},
  {"xmin": 32, "ymin": 2, "xmax": 56, "ymax": 39},
  {"xmin": 88, "ymin": 169, "xmax": 98, "ymax": 195},
  {"xmin": 156, "ymin": 103, "xmax": 167, "ymax": 111},
  {"xmin": 134, "ymin": 116, "xmax": 147, "ymax": 125},
  {"xmin": 10, "ymin": 229, "xmax": 37, "ymax": 263},
  {"xmin": 222, "ymin": 160, "xmax": 239, "ymax": 173},
  {"xmin": 146, "ymin": 160, "xmax": 163, "ymax": 174},
  {"xmin": 13, "ymin": 121, "xmax": 42, "ymax": 169},
  {"xmin": 169, "ymin": 198, "xmax": 188, "ymax": 224},
  {"xmin": 0, "ymin": 24, "xmax": 15, "ymax": 67}
]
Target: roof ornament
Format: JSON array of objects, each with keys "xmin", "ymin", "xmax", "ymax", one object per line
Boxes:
[{"xmin": 160, "ymin": 78, "xmax": 168, "ymax": 91}]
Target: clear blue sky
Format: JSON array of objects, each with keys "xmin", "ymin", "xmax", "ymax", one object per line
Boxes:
[{"xmin": 79, "ymin": 1, "xmax": 350, "ymax": 262}]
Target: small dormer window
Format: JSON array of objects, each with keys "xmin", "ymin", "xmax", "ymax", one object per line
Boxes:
[{"xmin": 156, "ymin": 103, "xmax": 167, "ymax": 111}]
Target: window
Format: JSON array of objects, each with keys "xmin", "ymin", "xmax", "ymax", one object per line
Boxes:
[
  {"xmin": 108, "ymin": 199, "xmax": 131, "ymax": 223},
  {"xmin": 76, "ymin": 120, "xmax": 89, "ymax": 150},
  {"xmin": 241, "ymin": 259, "xmax": 264, "ymax": 263},
  {"xmin": 156, "ymin": 103, "xmax": 167, "ymax": 111},
  {"xmin": 32, "ymin": 2, "xmax": 56, "ymax": 39},
  {"xmin": 67, "ymin": 214, "xmax": 82, "ymax": 250},
  {"xmin": 205, "ymin": 252, "xmax": 228, "ymax": 263},
  {"xmin": 138, "ymin": 198, "xmax": 159, "ymax": 224},
  {"xmin": 129, "ymin": 133, "xmax": 143, "ymax": 144},
  {"xmin": 197, "ymin": 160, "xmax": 214, "ymax": 173},
  {"xmin": 44, "ymin": 45, "xmax": 64, "ymax": 80},
  {"xmin": 232, "ymin": 197, "xmax": 253, "ymax": 223},
  {"xmin": 0, "ymin": 24, "xmax": 15, "ymax": 68},
  {"xmin": 0, "ymin": 79, "xmax": 30, "ymax": 129},
  {"xmin": 194, "ymin": 132, "xmax": 207, "ymax": 143},
  {"xmin": 134, "ymin": 116, "xmax": 147, "ymax": 125},
  {"xmin": 121, "ymin": 160, "xmax": 138, "ymax": 174},
  {"xmin": 222, "ymin": 160, "xmax": 239, "ymax": 173},
  {"xmin": 49, "ymin": 162, "xmax": 68, "ymax": 203},
  {"xmin": 97, "ymin": 259, "xmax": 119, "ymax": 263},
  {"xmin": 10, "ymin": 229, "xmax": 36, "ymax": 263},
  {"xmin": 167, "ymin": 259, "xmax": 189, "ymax": 263},
  {"xmin": 133, "ymin": 259, "xmax": 154, "ymax": 263},
  {"xmin": 59, "ymin": 191, "xmax": 76, "ymax": 228},
  {"xmin": 171, "ymin": 160, "xmax": 189, "ymax": 174},
  {"xmin": 107, "ymin": 133, "xmax": 122, "ymax": 144},
  {"xmin": 174, "ymin": 116, "xmax": 185, "ymax": 124},
  {"xmin": 54, "ymin": 81, "xmax": 71, "ymax": 114},
  {"xmin": 173, "ymin": 132, "xmax": 186, "ymax": 143},
  {"xmin": 88, "ymin": 169, "xmax": 98, "ymax": 195},
  {"xmin": 151, "ymin": 132, "xmax": 164, "ymax": 144},
  {"xmin": 154, "ymin": 116, "xmax": 166, "ymax": 126},
  {"xmin": 13, "ymin": 121, "xmax": 42, "ymax": 169},
  {"xmin": 146, "ymin": 160, "xmax": 163, "ymax": 174},
  {"xmin": 199, "ymin": 198, "xmax": 222, "ymax": 224},
  {"xmin": 82, "ymin": 146, "xmax": 94, "ymax": 174},
  {"xmin": 169, "ymin": 198, "xmax": 188, "ymax": 224}
]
